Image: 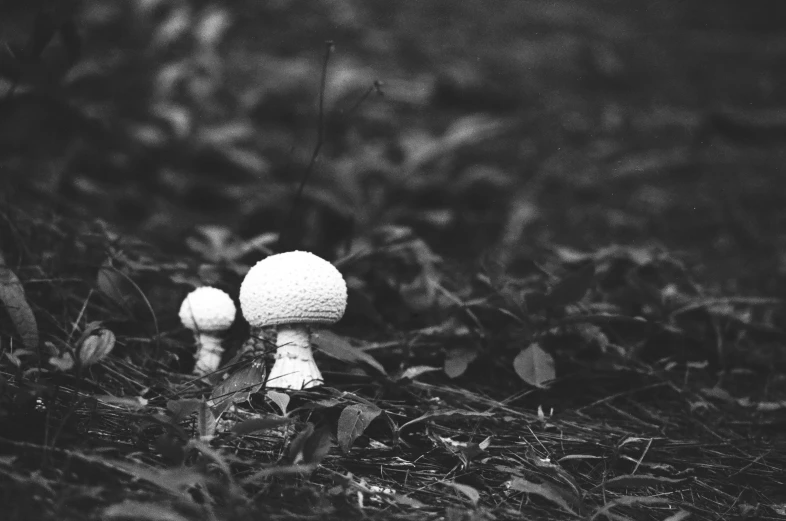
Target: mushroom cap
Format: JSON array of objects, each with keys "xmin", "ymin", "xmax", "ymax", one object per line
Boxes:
[
  {"xmin": 179, "ymin": 287, "xmax": 236, "ymax": 332},
  {"xmin": 239, "ymin": 250, "xmax": 347, "ymax": 328}
]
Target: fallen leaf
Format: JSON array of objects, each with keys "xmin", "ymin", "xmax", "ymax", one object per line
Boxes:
[
  {"xmin": 288, "ymin": 423, "xmax": 332, "ymax": 466},
  {"xmin": 513, "ymin": 343, "xmax": 555, "ymax": 387},
  {"xmin": 208, "ymin": 360, "xmax": 266, "ymax": 417},
  {"xmin": 337, "ymin": 403, "xmax": 382, "ymax": 454},
  {"xmin": 444, "ymin": 347, "xmax": 478, "ymax": 378},
  {"xmin": 447, "ymin": 482, "xmax": 480, "ymax": 506},
  {"xmin": 266, "ymin": 390, "xmax": 290, "ymax": 415},
  {"xmin": 313, "ymin": 330, "xmax": 386, "ymax": 375}
]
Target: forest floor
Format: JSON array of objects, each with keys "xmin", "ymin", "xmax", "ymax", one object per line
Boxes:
[{"xmin": 0, "ymin": 1, "xmax": 785, "ymax": 520}]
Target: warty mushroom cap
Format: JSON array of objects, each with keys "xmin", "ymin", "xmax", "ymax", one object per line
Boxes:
[
  {"xmin": 239, "ymin": 250, "xmax": 347, "ymax": 328},
  {"xmin": 179, "ymin": 287, "xmax": 236, "ymax": 332}
]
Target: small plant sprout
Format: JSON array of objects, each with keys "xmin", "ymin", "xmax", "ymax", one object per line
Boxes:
[
  {"xmin": 179, "ymin": 287, "xmax": 236, "ymax": 376},
  {"xmin": 239, "ymin": 250, "xmax": 347, "ymax": 390}
]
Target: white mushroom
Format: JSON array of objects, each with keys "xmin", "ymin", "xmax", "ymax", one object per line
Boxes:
[
  {"xmin": 239, "ymin": 250, "xmax": 347, "ymax": 390},
  {"xmin": 179, "ymin": 287, "xmax": 236, "ymax": 376}
]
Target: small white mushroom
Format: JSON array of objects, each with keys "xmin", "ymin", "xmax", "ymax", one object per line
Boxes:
[
  {"xmin": 179, "ymin": 287, "xmax": 236, "ymax": 376},
  {"xmin": 239, "ymin": 250, "xmax": 347, "ymax": 390}
]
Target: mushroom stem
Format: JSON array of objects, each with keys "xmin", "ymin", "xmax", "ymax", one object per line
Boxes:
[
  {"xmin": 266, "ymin": 326, "xmax": 323, "ymax": 389},
  {"xmin": 193, "ymin": 333, "xmax": 224, "ymax": 376}
]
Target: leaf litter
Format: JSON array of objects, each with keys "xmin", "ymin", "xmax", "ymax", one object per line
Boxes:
[{"xmin": 2, "ymin": 197, "xmax": 785, "ymax": 521}]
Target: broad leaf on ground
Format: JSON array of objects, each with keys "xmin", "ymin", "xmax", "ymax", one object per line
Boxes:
[
  {"xmin": 288, "ymin": 423, "xmax": 332, "ymax": 466},
  {"xmin": 78, "ymin": 327, "xmax": 116, "ymax": 367},
  {"xmin": 208, "ymin": 361, "xmax": 266, "ymax": 417},
  {"xmin": 444, "ymin": 346, "xmax": 478, "ymax": 378},
  {"xmin": 96, "ymin": 261, "xmax": 137, "ymax": 309},
  {"xmin": 337, "ymin": 403, "xmax": 382, "ymax": 454},
  {"xmin": 513, "ymin": 343, "xmax": 555, "ymax": 387},
  {"xmin": 313, "ymin": 330, "xmax": 386, "ymax": 375},
  {"xmin": 266, "ymin": 390, "xmax": 290, "ymax": 415}
]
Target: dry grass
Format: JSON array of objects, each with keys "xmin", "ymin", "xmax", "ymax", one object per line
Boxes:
[{"xmin": 0, "ymin": 201, "xmax": 784, "ymax": 521}]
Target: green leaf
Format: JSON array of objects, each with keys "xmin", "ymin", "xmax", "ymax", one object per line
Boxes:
[
  {"xmin": 78, "ymin": 328, "xmax": 116, "ymax": 367},
  {"xmin": 266, "ymin": 390, "xmax": 290, "ymax": 415},
  {"xmin": 513, "ymin": 343, "xmax": 555, "ymax": 388},
  {"xmin": 96, "ymin": 262, "xmax": 137, "ymax": 310},
  {"xmin": 288, "ymin": 423, "xmax": 332, "ymax": 466},
  {"xmin": 443, "ymin": 347, "xmax": 478, "ymax": 378},
  {"xmin": 313, "ymin": 330, "xmax": 386, "ymax": 375},
  {"xmin": 0, "ymin": 257, "xmax": 38, "ymax": 351},
  {"xmin": 49, "ymin": 351, "xmax": 75, "ymax": 371},
  {"xmin": 208, "ymin": 361, "xmax": 265, "ymax": 417},
  {"xmin": 391, "ymin": 494, "xmax": 426, "ymax": 509},
  {"xmin": 337, "ymin": 403, "xmax": 382, "ymax": 454}
]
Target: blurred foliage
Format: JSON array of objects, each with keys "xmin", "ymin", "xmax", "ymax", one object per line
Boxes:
[{"xmin": 1, "ymin": 0, "xmax": 785, "ymax": 286}]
